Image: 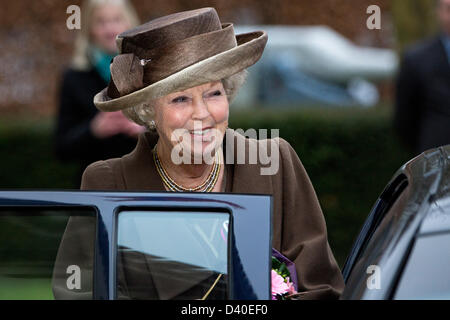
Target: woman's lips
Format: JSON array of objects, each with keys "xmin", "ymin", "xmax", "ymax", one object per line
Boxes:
[{"xmin": 189, "ymin": 127, "xmax": 214, "ymax": 142}]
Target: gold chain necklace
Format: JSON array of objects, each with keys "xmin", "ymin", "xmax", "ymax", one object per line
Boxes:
[
  {"xmin": 153, "ymin": 143, "xmax": 224, "ymax": 299},
  {"xmin": 153, "ymin": 143, "xmax": 221, "ymax": 192}
]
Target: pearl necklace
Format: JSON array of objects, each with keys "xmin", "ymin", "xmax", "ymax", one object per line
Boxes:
[{"xmin": 153, "ymin": 144, "xmax": 221, "ymax": 192}]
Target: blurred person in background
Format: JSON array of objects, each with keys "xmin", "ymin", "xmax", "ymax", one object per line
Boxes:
[
  {"xmin": 394, "ymin": 0, "xmax": 450, "ymax": 156},
  {"xmin": 55, "ymin": 0, "xmax": 144, "ymax": 185}
]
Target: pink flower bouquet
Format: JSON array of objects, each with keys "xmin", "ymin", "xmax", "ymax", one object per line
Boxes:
[{"xmin": 271, "ymin": 248, "xmax": 298, "ymax": 300}]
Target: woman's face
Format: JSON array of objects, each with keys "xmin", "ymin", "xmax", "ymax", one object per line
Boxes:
[
  {"xmin": 153, "ymin": 81, "xmax": 229, "ymax": 163},
  {"xmin": 90, "ymin": 4, "xmax": 131, "ymax": 54}
]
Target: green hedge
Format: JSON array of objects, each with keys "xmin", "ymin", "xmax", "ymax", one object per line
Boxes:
[
  {"xmin": 0, "ymin": 118, "xmax": 79, "ymax": 189},
  {"xmin": 0, "ymin": 108, "xmax": 411, "ymax": 267}
]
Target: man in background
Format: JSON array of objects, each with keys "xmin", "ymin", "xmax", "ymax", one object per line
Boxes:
[{"xmin": 394, "ymin": 0, "xmax": 450, "ymax": 155}]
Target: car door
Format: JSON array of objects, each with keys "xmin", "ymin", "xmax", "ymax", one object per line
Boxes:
[{"xmin": 0, "ymin": 191, "xmax": 272, "ymax": 300}]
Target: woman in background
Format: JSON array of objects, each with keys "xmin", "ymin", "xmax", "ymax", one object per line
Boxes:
[{"xmin": 55, "ymin": 0, "xmax": 144, "ymax": 185}]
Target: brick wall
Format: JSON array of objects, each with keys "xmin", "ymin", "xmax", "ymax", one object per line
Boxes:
[{"xmin": 0, "ymin": 0, "xmax": 392, "ymax": 116}]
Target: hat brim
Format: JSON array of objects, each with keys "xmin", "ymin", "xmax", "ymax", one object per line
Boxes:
[{"xmin": 94, "ymin": 30, "xmax": 268, "ymax": 112}]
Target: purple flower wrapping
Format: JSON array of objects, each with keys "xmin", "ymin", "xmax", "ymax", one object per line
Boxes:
[{"xmin": 272, "ymin": 248, "xmax": 298, "ymax": 291}]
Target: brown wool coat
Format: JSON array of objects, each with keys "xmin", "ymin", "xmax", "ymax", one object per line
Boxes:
[{"xmin": 54, "ymin": 128, "xmax": 344, "ymax": 300}]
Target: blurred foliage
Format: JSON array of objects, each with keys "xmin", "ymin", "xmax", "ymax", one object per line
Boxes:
[
  {"xmin": 0, "ymin": 108, "xmax": 411, "ymax": 268},
  {"xmin": 0, "ymin": 277, "xmax": 53, "ymax": 300},
  {"xmin": 0, "ymin": 117, "xmax": 78, "ymax": 188},
  {"xmin": 392, "ymin": 0, "xmax": 439, "ymax": 52}
]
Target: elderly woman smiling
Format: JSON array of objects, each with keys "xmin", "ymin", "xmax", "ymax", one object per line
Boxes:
[
  {"xmin": 56, "ymin": 7, "xmax": 344, "ymax": 300},
  {"xmin": 140, "ymin": 80, "xmax": 231, "ymax": 192}
]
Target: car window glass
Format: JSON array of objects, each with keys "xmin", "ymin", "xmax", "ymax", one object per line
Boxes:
[
  {"xmin": 394, "ymin": 233, "xmax": 450, "ymax": 299},
  {"xmin": 116, "ymin": 210, "xmax": 229, "ymax": 300},
  {"xmin": 342, "ymin": 174, "xmax": 409, "ymax": 282},
  {"xmin": 0, "ymin": 208, "xmax": 96, "ymax": 300}
]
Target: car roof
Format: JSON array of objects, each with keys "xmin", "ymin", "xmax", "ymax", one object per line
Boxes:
[
  {"xmin": 402, "ymin": 145, "xmax": 450, "ymax": 235},
  {"xmin": 416, "ymin": 145, "xmax": 450, "ymax": 235}
]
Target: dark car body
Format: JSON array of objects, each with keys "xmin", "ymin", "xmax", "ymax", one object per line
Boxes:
[
  {"xmin": 1, "ymin": 145, "xmax": 449, "ymax": 300},
  {"xmin": 341, "ymin": 145, "xmax": 450, "ymax": 299},
  {"xmin": 0, "ymin": 192, "xmax": 272, "ymax": 300}
]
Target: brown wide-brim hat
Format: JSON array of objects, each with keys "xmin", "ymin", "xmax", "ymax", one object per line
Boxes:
[{"xmin": 94, "ymin": 7, "xmax": 268, "ymax": 112}]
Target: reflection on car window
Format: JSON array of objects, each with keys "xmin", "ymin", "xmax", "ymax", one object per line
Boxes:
[
  {"xmin": 0, "ymin": 208, "xmax": 96, "ymax": 300},
  {"xmin": 394, "ymin": 233, "xmax": 450, "ymax": 300},
  {"xmin": 117, "ymin": 211, "xmax": 229, "ymax": 300},
  {"xmin": 343, "ymin": 174, "xmax": 409, "ymax": 282}
]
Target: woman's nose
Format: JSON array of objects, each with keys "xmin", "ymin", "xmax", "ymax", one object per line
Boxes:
[{"xmin": 191, "ymin": 97, "xmax": 210, "ymax": 120}]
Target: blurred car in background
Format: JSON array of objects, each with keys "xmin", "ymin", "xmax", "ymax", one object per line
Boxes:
[
  {"xmin": 341, "ymin": 144, "xmax": 450, "ymax": 299},
  {"xmin": 233, "ymin": 25, "xmax": 399, "ymax": 108}
]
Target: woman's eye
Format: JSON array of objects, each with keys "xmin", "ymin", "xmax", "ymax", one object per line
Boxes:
[
  {"xmin": 210, "ymin": 90, "xmax": 222, "ymax": 97},
  {"xmin": 171, "ymin": 96, "xmax": 188, "ymax": 103}
]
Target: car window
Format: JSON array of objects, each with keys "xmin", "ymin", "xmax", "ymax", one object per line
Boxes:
[
  {"xmin": 342, "ymin": 173, "xmax": 409, "ymax": 282},
  {"xmin": 116, "ymin": 210, "xmax": 229, "ymax": 300},
  {"xmin": 393, "ymin": 233, "xmax": 450, "ymax": 300},
  {"xmin": 0, "ymin": 207, "xmax": 96, "ymax": 300}
]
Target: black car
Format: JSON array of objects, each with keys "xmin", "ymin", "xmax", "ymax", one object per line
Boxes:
[
  {"xmin": 342, "ymin": 145, "xmax": 450, "ymax": 299},
  {"xmin": 0, "ymin": 192, "xmax": 271, "ymax": 299}
]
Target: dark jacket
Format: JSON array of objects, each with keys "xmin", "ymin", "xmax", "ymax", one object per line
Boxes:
[
  {"xmin": 52, "ymin": 129, "xmax": 344, "ymax": 300},
  {"xmin": 55, "ymin": 67, "xmax": 138, "ymax": 185},
  {"xmin": 394, "ymin": 35, "xmax": 450, "ymax": 155}
]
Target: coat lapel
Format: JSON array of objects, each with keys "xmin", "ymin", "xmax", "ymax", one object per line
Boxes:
[{"xmin": 120, "ymin": 131, "xmax": 165, "ymax": 190}]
